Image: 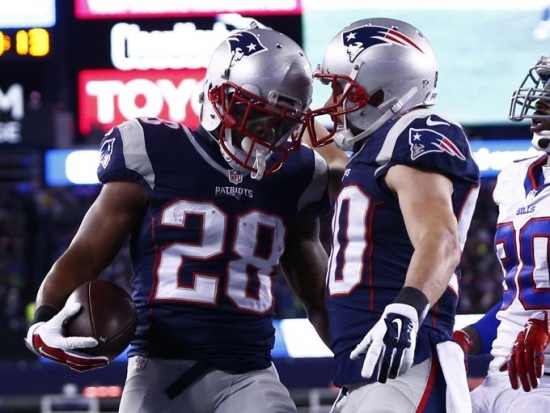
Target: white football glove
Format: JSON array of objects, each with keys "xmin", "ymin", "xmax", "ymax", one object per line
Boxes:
[
  {"xmin": 350, "ymin": 303, "xmax": 419, "ymax": 383},
  {"xmin": 25, "ymin": 302, "xmax": 109, "ymax": 372}
]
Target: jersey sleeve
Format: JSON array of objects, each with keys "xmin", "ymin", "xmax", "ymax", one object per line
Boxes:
[
  {"xmin": 375, "ymin": 111, "xmax": 479, "ymax": 185},
  {"xmin": 97, "ymin": 119, "xmax": 156, "ymax": 191},
  {"xmin": 493, "ymin": 158, "xmax": 519, "ymax": 206},
  {"xmin": 297, "ymin": 150, "xmax": 331, "ymax": 216},
  {"xmin": 493, "ymin": 156, "xmax": 540, "ymax": 206},
  {"xmin": 471, "ymin": 302, "xmax": 501, "ymax": 355}
]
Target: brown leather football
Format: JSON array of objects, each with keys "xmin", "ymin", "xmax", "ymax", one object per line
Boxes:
[{"xmin": 63, "ymin": 280, "xmax": 137, "ymax": 361}]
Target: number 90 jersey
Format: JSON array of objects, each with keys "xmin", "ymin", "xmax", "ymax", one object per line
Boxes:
[
  {"xmin": 97, "ymin": 117, "xmax": 330, "ymax": 372},
  {"xmin": 489, "ymin": 154, "xmax": 550, "ymax": 375},
  {"xmin": 326, "ymin": 109, "xmax": 480, "ymax": 386}
]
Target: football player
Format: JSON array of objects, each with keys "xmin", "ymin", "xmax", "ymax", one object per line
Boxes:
[
  {"xmin": 454, "ymin": 55, "xmax": 550, "ymax": 413},
  {"xmin": 25, "ymin": 26, "xmax": 331, "ymax": 413},
  {"xmin": 304, "ymin": 18, "xmax": 480, "ymax": 412}
]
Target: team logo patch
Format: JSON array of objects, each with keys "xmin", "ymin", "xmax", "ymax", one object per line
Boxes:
[
  {"xmin": 99, "ymin": 137, "xmax": 115, "ymax": 169},
  {"xmin": 133, "ymin": 356, "xmax": 147, "ymax": 372},
  {"xmin": 409, "ymin": 128, "xmax": 466, "ymax": 161},
  {"xmin": 227, "ymin": 31, "xmax": 267, "ymax": 67},
  {"xmin": 342, "ymin": 25, "xmax": 424, "ymax": 63},
  {"xmin": 228, "ymin": 169, "xmax": 243, "ymax": 185}
]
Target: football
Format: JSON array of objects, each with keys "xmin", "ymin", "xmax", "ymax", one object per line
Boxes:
[{"xmin": 63, "ymin": 280, "xmax": 137, "ymax": 361}]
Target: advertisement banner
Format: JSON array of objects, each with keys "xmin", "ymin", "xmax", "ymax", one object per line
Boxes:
[{"xmin": 78, "ymin": 68, "xmax": 205, "ymax": 135}]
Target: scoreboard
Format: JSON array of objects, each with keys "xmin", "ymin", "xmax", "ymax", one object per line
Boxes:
[
  {"xmin": 0, "ymin": 28, "xmax": 51, "ymax": 58},
  {"xmin": 69, "ymin": 0, "xmax": 303, "ymax": 141},
  {"xmin": 1, "ymin": 0, "xmax": 548, "ymax": 150},
  {"xmin": 0, "ymin": 0, "xmax": 304, "ymax": 147},
  {"xmin": 0, "ymin": 0, "xmax": 56, "ymax": 146}
]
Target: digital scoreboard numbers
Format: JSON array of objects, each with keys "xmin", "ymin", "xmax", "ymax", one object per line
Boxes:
[
  {"xmin": 0, "ymin": 28, "xmax": 50, "ymax": 58},
  {"xmin": 0, "ymin": 0, "xmax": 55, "ymax": 59}
]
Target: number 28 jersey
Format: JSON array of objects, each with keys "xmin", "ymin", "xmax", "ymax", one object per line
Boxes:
[{"xmin": 97, "ymin": 117, "xmax": 330, "ymax": 372}]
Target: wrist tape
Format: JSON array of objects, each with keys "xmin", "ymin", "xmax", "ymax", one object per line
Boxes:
[
  {"xmin": 394, "ymin": 286, "xmax": 430, "ymax": 323},
  {"xmin": 31, "ymin": 305, "xmax": 58, "ymax": 325}
]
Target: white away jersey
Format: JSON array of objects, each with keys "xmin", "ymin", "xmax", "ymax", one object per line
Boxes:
[{"xmin": 489, "ymin": 154, "xmax": 550, "ymax": 374}]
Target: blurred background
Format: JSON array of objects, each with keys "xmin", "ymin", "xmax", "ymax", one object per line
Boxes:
[{"xmin": 1, "ymin": 0, "xmax": 549, "ymax": 411}]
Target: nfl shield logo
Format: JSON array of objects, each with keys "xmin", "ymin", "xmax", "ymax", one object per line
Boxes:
[{"xmin": 228, "ymin": 170, "xmax": 243, "ymax": 185}]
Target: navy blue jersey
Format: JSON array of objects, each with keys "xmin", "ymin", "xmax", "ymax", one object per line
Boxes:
[
  {"xmin": 326, "ymin": 109, "xmax": 480, "ymax": 386},
  {"xmin": 97, "ymin": 117, "xmax": 330, "ymax": 372}
]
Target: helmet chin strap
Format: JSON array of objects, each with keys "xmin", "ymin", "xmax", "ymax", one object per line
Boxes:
[
  {"xmin": 532, "ymin": 130, "xmax": 550, "ymax": 153},
  {"xmin": 250, "ymin": 149, "xmax": 267, "ymax": 180},
  {"xmin": 241, "ymin": 136, "xmax": 269, "ymax": 180},
  {"xmin": 219, "ymin": 128, "xmax": 251, "ymax": 174},
  {"xmin": 218, "ymin": 128, "xmax": 272, "ymax": 180},
  {"xmin": 333, "ymin": 110, "xmax": 394, "ymax": 151},
  {"xmin": 334, "ymin": 87, "xmax": 418, "ymax": 151}
]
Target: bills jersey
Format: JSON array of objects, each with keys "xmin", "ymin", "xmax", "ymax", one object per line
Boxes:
[
  {"xmin": 488, "ymin": 154, "xmax": 550, "ymax": 375},
  {"xmin": 326, "ymin": 109, "xmax": 480, "ymax": 386},
  {"xmin": 96, "ymin": 117, "xmax": 330, "ymax": 372}
]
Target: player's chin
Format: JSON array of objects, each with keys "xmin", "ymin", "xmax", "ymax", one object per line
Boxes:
[{"xmin": 531, "ymin": 121, "xmax": 547, "ymax": 133}]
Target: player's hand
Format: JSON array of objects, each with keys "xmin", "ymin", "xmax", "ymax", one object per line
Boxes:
[
  {"xmin": 24, "ymin": 302, "xmax": 109, "ymax": 372},
  {"xmin": 350, "ymin": 303, "xmax": 419, "ymax": 383},
  {"xmin": 500, "ymin": 311, "xmax": 550, "ymax": 392},
  {"xmin": 453, "ymin": 329, "xmax": 473, "ymax": 372}
]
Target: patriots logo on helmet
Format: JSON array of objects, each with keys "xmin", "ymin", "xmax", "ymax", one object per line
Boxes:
[
  {"xmin": 227, "ymin": 31, "xmax": 267, "ymax": 67},
  {"xmin": 409, "ymin": 128, "xmax": 466, "ymax": 161},
  {"xmin": 99, "ymin": 138, "xmax": 115, "ymax": 169},
  {"xmin": 342, "ymin": 25, "xmax": 424, "ymax": 63}
]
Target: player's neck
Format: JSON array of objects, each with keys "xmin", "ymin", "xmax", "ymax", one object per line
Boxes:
[{"xmin": 196, "ymin": 125, "xmax": 221, "ymax": 152}]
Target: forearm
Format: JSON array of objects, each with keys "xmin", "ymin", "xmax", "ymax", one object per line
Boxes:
[
  {"xmin": 302, "ymin": 301, "xmax": 331, "ymax": 348},
  {"xmin": 466, "ymin": 302, "xmax": 501, "ymax": 355},
  {"xmin": 461, "ymin": 325, "xmax": 482, "ymax": 355},
  {"xmin": 286, "ymin": 271, "xmax": 331, "ymax": 347},
  {"xmin": 285, "ymin": 284, "xmax": 331, "ymax": 347},
  {"xmin": 386, "ymin": 165, "xmax": 459, "ymax": 305},
  {"xmin": 36, "ymin": 183, "xmax": 144, "ymax": 310},
  {"xmin": 403, "ymin": 233, "xmax": 461, "ymax": 305},
  {"xmin": 36, "ymin": 254, "xmax": 100, "ymax": 310},
  {"xmin": 280, "ymin": 235, "xmax": 331, "ymax": 346}
]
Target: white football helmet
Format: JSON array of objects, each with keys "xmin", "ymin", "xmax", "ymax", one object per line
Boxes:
[
  {"xmin": 306, "ymin": 18, "xmax": 438, "ymax": 151},
  {"xmin": 200, "ymin": 27, "xmax": 313, "ymax": 179},
  {"xmin": 509, "ymin": 54, "xmax": 550, "ymax": 153}
]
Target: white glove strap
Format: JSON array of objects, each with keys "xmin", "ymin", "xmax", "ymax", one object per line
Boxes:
[
  {"xmin": 25, "ymin": 322, "xmax": 45, "ymax": 356},
  {"xmin": 27, "ymin": 302, "xmax": 98, "ymax": 351},
  {"xmin": 383, "ymin": 303, "xmax": 419, "ymax": 324}
]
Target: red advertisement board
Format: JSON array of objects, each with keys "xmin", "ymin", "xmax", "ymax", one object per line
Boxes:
[
  {"xmin": 78, "ymin": 69, "xmax": 205, "ymax": 134},
  {"xmin": 71, "ymin": 11, "xmax": 302, "ymax": 142},
  {"xmin": 75, "ymin": 0, "xmax": 302, "ymax": 19}
]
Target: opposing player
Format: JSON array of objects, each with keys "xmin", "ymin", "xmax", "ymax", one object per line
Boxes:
[
  {"xmin": 455, "ymin": 54, "xmax": 550, "ymax": 413},
  {"xmin": 24, "ymin": 26, "xmax": 331, "ymax": 413},
  {"xmin": 305, "ymin": 18, "xmax": 480, "ymax": 412}
]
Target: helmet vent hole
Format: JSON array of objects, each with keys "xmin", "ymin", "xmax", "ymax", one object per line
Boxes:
[{"xmin": 276, "ymin": 43, "xmax": 282, "ymax": 49}]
